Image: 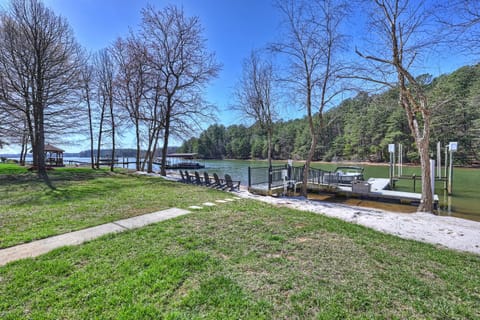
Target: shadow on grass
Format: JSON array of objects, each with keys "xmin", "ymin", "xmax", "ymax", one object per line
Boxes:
[
  {"xmin": 47, "ymin": 168, "xmax": 114, "ymax": 182},
  {"xmin": 0, "ymin": 169, "xmax": 140, "ymax": 206}
]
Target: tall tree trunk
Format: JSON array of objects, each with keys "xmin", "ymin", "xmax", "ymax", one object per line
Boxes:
[
  {"xmin": 26, "ymin": 109, "xmax": 35, "ymax": 167},
  {"xmin": 400, "ymin": 89, "xmax": 434, "ymax": 212},
  {"xmin": 20, "ymin": 124, "xmax": 28, "ymax": 166},
  {"xmin": 109, "ymin": 100, "xmax": 115, "ymax": 172},
  {"xmin": 86, "ymin": 87, "xmax": 95, "ymax": 169},
  {"xmin": 148, "ymin": 130, "xmax": 161, "ymax": 173},
  {"xmin": 141, "ymin": 125, "xmax": 156, "ymax": 172},
  {"xmin": 160, "ymin": 128, "xmax": 170, "ymax": 176},
  {"xmin": 135, "ymin": 118, "xmax": 141, "ymax": 171},
  {"xmin": 301, "ymin": 85, "xmax": 314, "ymax": 197},
  {"xmin": 160, "ymin": 106, "xmax": 171, "ymax": 176},
  {"xmin": 34, "ymin": 103, "xmax": 53, "ymax": 188},
  {"xmin": 96, "ymin": 108, "xmax": 105, "ymax": 169},
  {"xmin": 302, "ymin": 135, "xmax": 317, "ymax": 197},
  {"xmin": 411, "ymin": 112, "xmax": 434, "ymax": 212},
  {"xmin": 417, "ymin": 138, "xmax": 433, "ymax": 212},
  {"xmin": 267, "ymin": 126, "xmax": 273, "ymax": 168}
]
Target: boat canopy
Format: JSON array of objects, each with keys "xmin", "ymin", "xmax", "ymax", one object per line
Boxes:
[{"xmin": 166, "ymin": 153, "xmax": 198, "ymax": 159}]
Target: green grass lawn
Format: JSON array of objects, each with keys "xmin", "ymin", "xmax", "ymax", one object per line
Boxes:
[
  {"xmin": 0, "ymin": 165, "xmax": 228, "ymax": 248},
  {"xmin": 1, "ymin": 164, "xmax": 479, "ymax": 319}
]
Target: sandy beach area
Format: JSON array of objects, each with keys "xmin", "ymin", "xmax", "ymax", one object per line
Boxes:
[{"xmin": 235, "ymin": 188, "xmax": 480, "ymax": 255}]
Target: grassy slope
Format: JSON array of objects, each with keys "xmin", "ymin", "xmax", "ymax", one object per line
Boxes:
[
  {"xmin": 1, "ymin": 165, "xmax": 479, "ymax": 319},
  {"xmin": 0, "ymin": 166, "xmax": 227, "ymax": 248}
]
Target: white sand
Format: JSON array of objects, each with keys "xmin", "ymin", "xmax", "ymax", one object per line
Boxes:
[{"xmin": 235, "ymin": 189, "xmax": 480, "ymax": 255}]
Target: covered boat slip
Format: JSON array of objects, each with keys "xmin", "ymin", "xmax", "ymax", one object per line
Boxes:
[
  {"xmin": 248, "ymin": 165, "xmax": 364, "ymax": 192},
  {"xmin": 248, "ymin": 165, "xmax": 439, "ymax": 208},
  {"xmin": 155, "ymin": 153, "xmax": 205, "ymax": 170}
]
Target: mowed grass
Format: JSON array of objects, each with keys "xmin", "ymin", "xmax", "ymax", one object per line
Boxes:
[
  {"xmin": 1, "ymin": 164, "xmax": 479, "ymax": 318},
  {"xmin": 0, "ymin": 165, "xmax": 228, "ymax": 248}
]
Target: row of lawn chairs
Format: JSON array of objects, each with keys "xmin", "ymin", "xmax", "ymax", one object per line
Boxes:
[{"xmin": 179, "ymin": 170, "xmax": 241, "ymax": 191}]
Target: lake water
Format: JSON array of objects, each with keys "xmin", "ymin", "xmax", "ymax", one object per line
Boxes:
[{"xmin": 55, "ymin": 157, "xmax": 480, "ymax": 222}]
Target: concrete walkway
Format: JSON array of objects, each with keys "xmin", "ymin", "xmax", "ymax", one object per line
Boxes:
[{"xmin": 0, "ymin": 208, "xmax": 190, "ymax": 267}]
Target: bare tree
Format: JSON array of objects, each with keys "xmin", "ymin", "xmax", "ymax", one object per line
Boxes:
[
  {"xmin": 111, "ymin": 34, "xmax": 166, "ymax": 173},
  {"xmin": 94, "ymin": 49, "xmax": 117, "ymax": 172},
  {"xmin": 234, "ymin": 50, "xmax": 277, "ymax": 167},
  {"xmin": 271, "ymin": 0, "xmax": 349, "ymax": 196},
  {"xmin": 140, "ymin": 5, "xmax": 221, "ymax": 176},
  {"xmin": 355, "ymin": 0, "xmax": 449, "ymax": 212},
  {"xmin": 0, "ymin": 0, "xmax": 82, "ymax": 183},
  {"xmin": 141, "ymin": 78, "xmax": 166, "ymax": 172},
  {"xmin": 439, "ymin": 1, "xmax": 480, "ymax": 54},
  {"xmin": 111, "ymin": 36, "xmax": 149, "ymax": 171},
  {"xmin": 80, "ymin": 60, "xmax": 96, "ymax": 169}
]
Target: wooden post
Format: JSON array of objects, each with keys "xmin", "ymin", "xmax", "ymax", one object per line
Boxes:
[
  {"xmin": 437, "ymin": 141, "xmax": 441, "ymax": 178},
  {"xmin": 398, "ymin": 143, "xmax": 403, "ymax": 177},
  {"xmin": 392, "ymin": 147, "xmax": 395, "ymax": 177},
  {"xmin": 268, "ymin": 165, "xmax": 272, "ymax": 191},
  {"xmin": 448, "ymin": 150, "xmax": 453, "ymax": 195},
  {"xmin": 430, "ymin": 159, "xmax": 435, "ymax": 206},
  {"xmin": 447, "ymin": 142, "xmax": 457, "ymax": 195},
  {"xmin": 287, "ymin": 159, "xmax": 293, "ymax": 180},
  {"xmin": 444, "ymin": 146, "xmax": 448, "ymax": 191},
  {"xmin": 388, "ymin": 144, "xmax": 395, "ymax": 188},
  {"xmin": 389, "ymin": 152, "xmax": 392, "ymax": 188}
]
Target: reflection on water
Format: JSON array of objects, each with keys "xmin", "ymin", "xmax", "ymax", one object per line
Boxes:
[
  {"xmin": 304, "ymin": 192, "xmax": 480, "ymax": 222},
  {"xmin": 307, "ymin": 193, "xmax": 417, "ymax": 214},
  {"xmin": 442, "ymin": 189, "xmax": 453, "ymax": 215},
  {"xmin": 436, "ymin": 189, "xmax": 480, "ymax": 222}
]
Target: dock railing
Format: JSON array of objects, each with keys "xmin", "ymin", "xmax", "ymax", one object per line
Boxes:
[
  {"xmin": 248, "ymin": 165, "xmax": 286, "ymax": 190},
  {"xmin": 248, "ymin": 165, "xmax": 338, "ymax": 193}
]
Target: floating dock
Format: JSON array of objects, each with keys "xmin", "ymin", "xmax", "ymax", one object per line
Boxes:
[
  {"xmin": 249, "ymin": 177, "xmax": 439, "ymax": 208},
  {"xmin": 337, "ymin": 178, "xmax": 439, "ymax": 207}
]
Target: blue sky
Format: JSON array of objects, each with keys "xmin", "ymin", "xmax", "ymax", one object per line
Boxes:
[
  {"xmin": 42, "ymin": 0, "xmax": 284, "ymax": 125},
  {"xmin": 0, "ymin": 0, "xmax": 476, "ymax": 153}
]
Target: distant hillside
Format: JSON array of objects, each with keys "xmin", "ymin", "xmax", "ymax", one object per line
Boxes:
[
  {"xmin": 1, "ymin": 147, "xmax": 180, "ymax": 159},
  {"xmin": 78, "ymin": 147, "xmax": 179, "ymax": 158},
  {"xmin": 179, "ymin": 64, "xmax": 480, "ymax": 165}
]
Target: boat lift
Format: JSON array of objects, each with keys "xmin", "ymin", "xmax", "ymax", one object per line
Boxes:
[{"xmin": 389, "ymin": 141, "xmax": 457, "ymax": 195}]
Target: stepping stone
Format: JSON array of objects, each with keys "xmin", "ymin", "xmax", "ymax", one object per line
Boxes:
[
  {"xmin": 188, "ymin": 206, "xmax": 203, "ymax": 210},
  {"xmin": 215, "ymin": 200, "xmax": 228, "ymax": 203},
  {"xmin": 113, "ymin": 208, "xmax": 191, "ymax": 230},
  {"xmin": 233, "ymin": 197, "xmax": 242, "ymax": 200},
  {"xmin": 224, "ymin": 198, "xmax": 235, "ymax": 202},
  {"xmin": 203, "ymin": 202, "xmax": 216, "ymax": 207}
]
